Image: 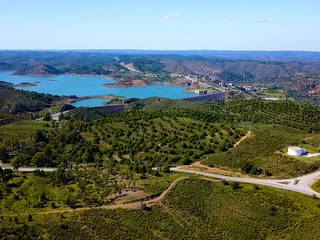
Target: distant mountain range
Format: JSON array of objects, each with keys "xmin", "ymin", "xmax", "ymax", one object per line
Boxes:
[
  {"xmin": 1, "ymin": 50, "xmax": 320, "ymax": 104},
  {"xmin": 2, "ymin": 49, "xmax": 320, "ymax": 62}
]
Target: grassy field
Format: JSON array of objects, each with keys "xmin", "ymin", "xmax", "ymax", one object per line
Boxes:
[
  {"xmin": 0, "ymin": 120, "xmax": 47, "ymax": 145},
  {"xmin": 254, "ymin": 88, "xmax": 287, "ymax": 99},
  {"xmin": 0, "ymin": 170, "xmax": 186, "ymax": 216},
  {"xmin": 312, "ymin": 179, "xmax": 320, "ymax": 193},
  {"xmin": 203, "ymin": 124, "xmax": 320, "ymax": 178},
  {"xmin": 0, "ymin": 172, "xmax": 69, "ymax": 216},
  {"xmin": 2, "ymin": 177, "xmax": 320, "ymax": 239}
]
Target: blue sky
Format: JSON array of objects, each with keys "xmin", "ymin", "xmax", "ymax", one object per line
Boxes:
[{"xmin": 0, "ymin": 0, "xmax": 319, "ymax": 50}]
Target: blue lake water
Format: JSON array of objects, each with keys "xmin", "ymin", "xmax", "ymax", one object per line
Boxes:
[
  {"xmin": 0, "ymin": 72, "xmax": 196, "ymax": 107},
  {"xmin": 71, "ymin": 99, "xmax": 111, "ymax": 108}
]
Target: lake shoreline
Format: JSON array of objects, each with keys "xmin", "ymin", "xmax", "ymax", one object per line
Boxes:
[
  {"xmin": 67, "ymin": 94, "xmax": 123, "ymax": 104},
  {"xmin": 0, "ymin": 71, "xmax": 197, "ymax": 107},
  {"xmin": 8, "ymin": 71, "xmax": 192, "ymax": 90},
  {"xmin": 102, "ymin": 80, "xmax": 190, "ymax": 89},
  {"xmin": 15, "ymin": 82, "xmax": 37, "ymax": 87}
]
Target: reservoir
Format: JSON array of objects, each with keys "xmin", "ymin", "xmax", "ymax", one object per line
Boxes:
[{"xmin": 0, "ymin": 72, "xmax": 196, "ymax": 107}]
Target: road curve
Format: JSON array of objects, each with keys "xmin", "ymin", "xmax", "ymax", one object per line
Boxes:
[
  {"xmin": 170, "ymin": 167, "xmax": 320, "ymax": 198},
  {"xmin": 2, "ymin": 163, "xmax": 320, "ymax": 198}
]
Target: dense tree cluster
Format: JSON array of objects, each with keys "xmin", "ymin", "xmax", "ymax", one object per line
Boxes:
[
  {"xmin": 0, "ymin": 87, "xmax": 65, "ymax": 114},
  {"xmin": 222, "ymin": 99, "xmax": 320, "ymax": 132},
  {"xmin": 1, "ymin": 109, "xmax": 244, "ymax": 175}
]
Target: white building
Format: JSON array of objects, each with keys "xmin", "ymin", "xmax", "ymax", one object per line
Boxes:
[
  {"xmin": 288, "ymin": 146, "xmax": 306, "ymax": 156},
  {"xmin": 196, "ymin": 89, "xmax": 208, "ymax": 95}
]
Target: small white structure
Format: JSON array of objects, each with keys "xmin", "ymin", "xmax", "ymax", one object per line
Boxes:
[
  {"xmin": 288, "ymin": 146, "xmax": 306, "ymax": 156},
  {"xmin": 196, "ymin": 89, "xmax": 208, "ymax": 95}
]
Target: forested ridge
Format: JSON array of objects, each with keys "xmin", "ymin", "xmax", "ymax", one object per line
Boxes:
[{"xmin": 0, "ymin": 87, "xmax": 66, "ymax": 114}]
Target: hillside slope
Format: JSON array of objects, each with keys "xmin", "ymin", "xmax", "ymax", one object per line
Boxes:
[{"xmin": 13, "ymin": 64, "xmax": 62, "ymax": 76}]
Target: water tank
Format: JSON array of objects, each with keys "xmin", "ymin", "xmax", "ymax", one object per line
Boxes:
[{"xmin": 288, "ymin": 146, "xmax": 306, "ymax": 156}]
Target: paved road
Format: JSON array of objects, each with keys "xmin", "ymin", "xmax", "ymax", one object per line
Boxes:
[
  {"xmin": 2, "ymin": 163, "xmax": 320, "ymax": 197},
  {"xmin": 0, "ymin": 164, "xmax": 57, "ymax": 172},
  {"xmin": 185, "ymin": 76, "xmax": 224, "ymax": 91},
  {"xmin": 171, "ymin": 167, "xmax": 320, "ymax": 198},
  {"xmin": 36, "ymin": 110, "xmax": 74, "ymax": 121}
]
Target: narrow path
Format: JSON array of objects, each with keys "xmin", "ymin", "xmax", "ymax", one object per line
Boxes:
[
  {"xmin": 144, "ymin": 177, "xmax": 187, "ymax": 207},
  {"xmin": 3, "ymin": 177, "xmax": 187, "ymax": 217},
  {"xmin": 233, "ymin": 130, "xmax": 251, "ymax": 147},
  {"xmin": 183, "ymin": 161, "xmax": 240, "ymax": 176}
]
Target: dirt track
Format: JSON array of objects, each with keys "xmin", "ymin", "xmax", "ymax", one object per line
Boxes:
[
  {"xmin": 3, "ymin": 177, "xmax": 187, "ymax": 217},
  {"xmin": 233, "ymin": 131, "xmax": 251, "ymax": 147}
]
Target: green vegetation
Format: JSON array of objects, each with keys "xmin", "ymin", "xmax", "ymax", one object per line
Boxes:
[
  {"xmin": 0, "ymin": 168, "xmax": 185, "ymax": 216},
  {"xmin": 2, "ymin": 178, "xmax": 320, "ymax": 239},
  {"xmin": 38, "ymin": 103, "xmax": 75, "ymax": 117},
  {"xmin": 92, "ymin": 109, "xmax": 242, "ymax": 168},
  {"xmin": 204, "ymin": 124, "xmax": 320, "ymax": 178},
  {"xmin": 0, "ymin": 167, "xmax": 126, "ymax": 215},
  {"xmin": 13, "ymin": 64, "xmax": 62, "ymax": 76},
  {"xmin": 0, "ymin": 108, "xmax": 242, "ymax": 169},
  {"xmin": 0, "ymin": 120, "xmax": 47, "ymax": 150},
  {"xmin": 3, "ymin": 51, "xmax": 320, "ymax": 238},
  {"xmin": 128, "ymin": 97, "xmax": 222, "ymax": 111},
  {"xmin": 254, "ymin": 87, "xmax": 287, "ymax": 99},
  {"xmin": 0, "ymin": 87, "xmax": 65, "ymax": 114},
  {"xmin": 2, "ymin": 50, "xmax": 320, "ymax": 104},
  {"xmin": 2, "ymin": 91, "xmax": 320, "ymax": 238},
  {"xmin": 64, "ymin": 107, "xmax": 105, "ymax": 121},
  {"xmin": 223, "ymin": 99, "xmax": 320, "ymax": 132},
  {"xmin": 132, "ymin": 98, "xmax": 320, "ymax": 133},
  {"xmin": 312, "ymin": 179, "xmax": 320, "ymax": 193}
]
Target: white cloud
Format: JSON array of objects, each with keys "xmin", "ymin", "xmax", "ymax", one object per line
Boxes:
[{"xmin": 162, "ymin": 12, "xmax": 180, "ymax": 20}]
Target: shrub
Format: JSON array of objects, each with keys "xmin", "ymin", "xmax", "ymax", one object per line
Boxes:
[
  {"xmin": 43, "ymin": 112, "xmax": 52, "ymax": 121},
  {"xmin": 222, "ymin": 179, "xmax": 229, "ymax": 185},
  {"xmin": 231, "ymin": 182, "xmax": 240, "ymax": 190},
  {"xmin": 253, "ymin": 184, "xmax": 260, "ymax": 190}
]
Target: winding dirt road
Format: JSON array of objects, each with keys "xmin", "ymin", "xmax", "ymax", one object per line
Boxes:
[{"xmin": 3, "ymin": 177, "xmax": 187, "ymax": 217}]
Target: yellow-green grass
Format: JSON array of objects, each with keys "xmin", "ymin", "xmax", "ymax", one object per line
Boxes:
[
  {"xmin": 0, "ymin": 120, "xmax": 47, "ymax": 143},
  {"xmin": 255, "ymin": 89, "xmax": 287, "ymax": 99},
  {"xmin": 0, "ymin": 173, "xmax": 73, "ymax": 216},
  {"xmin": 312, "ymin": 179, "xmax": 320, "ymax": 193},
  {"xmin": 0, "ymin": 170, "xmax": 186, "ymax": 216}
]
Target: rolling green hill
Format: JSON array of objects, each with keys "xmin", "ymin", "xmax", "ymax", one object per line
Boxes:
[
  {"xmin": 2, "ymin": 178, "xmax": 320, "ymax": 239},
  {"xmin": 0, "ymin": 87, "xmax": 65, "ymax": 114}
]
